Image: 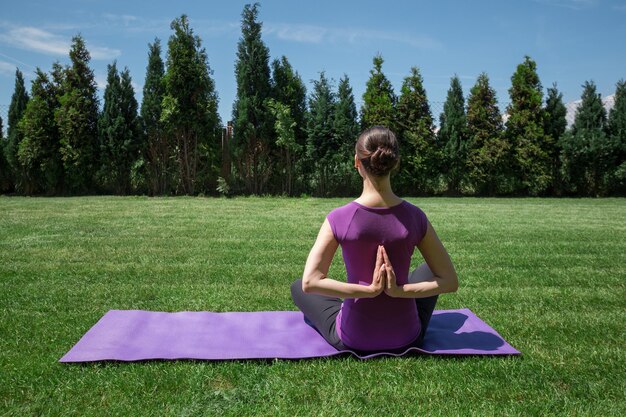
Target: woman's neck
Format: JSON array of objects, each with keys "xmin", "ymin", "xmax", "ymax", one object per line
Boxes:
[{"xmin": 357, "ymin": 175, "xmax": 402, "ymax": 206}]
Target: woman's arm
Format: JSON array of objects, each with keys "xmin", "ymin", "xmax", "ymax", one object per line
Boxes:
[
  {"xmin": 384, "ymin": 220, "xmax": 459, "ymax": 298},
  {"xmin": 301, "ymin": 219, "xmax": 385, "ymax": 299}
]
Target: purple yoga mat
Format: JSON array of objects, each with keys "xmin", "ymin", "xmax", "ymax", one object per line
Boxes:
[{"xmin": 59, "ymin": 308, "xmax": 520, "ymax": 362}]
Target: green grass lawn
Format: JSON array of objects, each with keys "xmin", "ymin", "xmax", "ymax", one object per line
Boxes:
[{"xmin": 1, "ymin": 196, "xmax": 624, "ymax": 416}]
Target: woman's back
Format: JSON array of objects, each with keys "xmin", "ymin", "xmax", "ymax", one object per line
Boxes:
[{"xmin": 327, "ymin": 199, "xmax": 429, "ymax": 350}]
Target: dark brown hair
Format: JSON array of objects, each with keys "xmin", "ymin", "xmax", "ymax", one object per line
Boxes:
[{"xmin": 355, "ymin": 126, "xmax": 400, "ymax": 177}]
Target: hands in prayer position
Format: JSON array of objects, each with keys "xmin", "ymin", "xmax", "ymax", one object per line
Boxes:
[{"xmin": 368, "ymin": 245, "xmax": 402, "ymax": 298}]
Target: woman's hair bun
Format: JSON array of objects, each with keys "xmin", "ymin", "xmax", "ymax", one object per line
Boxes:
[
  {"xmin": 369, "ymin": 146, "xmax": 398, "ymax": 176},
  {"xmin": 355, "ymin": 126, "xmax": 400, "ymax": 176}
]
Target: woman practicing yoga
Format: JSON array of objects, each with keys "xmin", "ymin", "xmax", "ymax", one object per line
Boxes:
[{"xmin": 291, "ymin": 126, "xmax": 459, "ymax": 353}]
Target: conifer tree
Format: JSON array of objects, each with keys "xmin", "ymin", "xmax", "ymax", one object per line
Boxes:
[
  {"xmin": 360, "ymin": 54, "xmax": 396, "ymax": 131},
  {"xmin": 505, "ymin": 56, "xmax": 550, "ymax": 195},
  {"xmin": 98, "ymin": 62, "xmax": 122, "ymax": 192},
  {"xmin": 0, "ymin": 115, "xmax": 9, "ymax": 192},
  {"xmin": 466, "ymin": 73, "xmax": 508, "ymax": 195},
  {"xmin": 17, "ymin": 68, "xmax": 63, "ymax": 194},
  {"xmin": 559, "ymin": 81, "xmax": 612, "ymax": 195},
  {"xmin": 438, "ymin": 75, "xmax": 468, "ymax": 194},
  {"xmin": 97, "ymin": 62, "xmax": 140, "ymax": 194},
  {"xmin": 332, "ymin": 75, "xmax": 361, "ymax": 195},
  {"xmin": 232, "ymin": 3, "xmax": 273, "ymax": 194},
  {"xmin": 270, "ymin": 56, "xmax": 306, "ymax": 146},
  {"xmin": 306, "ymin": 72, "xmax": 336, "ymax": 196},
  {"xmin": 55, "ymin": 34, "xmax": 100, "ymax": 194},
  {"xmin": 266, "ymin": 99, "xmax": 299, "ymax": 195},
  {"xmin": 270, "ymin": 55, "xmax": 307, "ymax": 194},
  {"xmin": 162, "ymin": 15, "xmax": 221, "ymax": 195},
  {"xmin": 6, "ymin": 68, "xmax": 30, "ymax": 189},
  {"xmin": 333, "ymin": 75, "xmax": 359, "ymax": 150},
  {"xmin": 140, "ymin": 38, "xmax": 170, "ymax": 195},
  {"xmin": 395, "ymin": 66, "xmax": 438, "ymax": 195},
  {"xmin": 607, "ymin": 79, "xmax": 626, "ymax": 194},
  {"xmin": 49, "ymin": 62, "xmax": 68, "ymax": 193},
  {"xmin": 119, "ymin": 69, "xmax": 142, "ymax": 193},
  {"xmin": 544, "ymin": 83, "xmax": 567, "ymax": 194}
]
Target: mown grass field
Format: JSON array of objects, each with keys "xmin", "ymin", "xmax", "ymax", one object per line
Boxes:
[{"xmin": 0, "ymin": 196, "xmax": 624, "ymax": 416}]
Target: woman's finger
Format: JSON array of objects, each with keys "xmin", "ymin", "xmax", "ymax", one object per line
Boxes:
[
  {"xmin": 381, "ymin": 245, "xmax": 390, "ymax": 264},
  {"xmin": 386, "ymin": 264, "xmax": 394, "ymax": 280},
  {"xmin": 380, "ymin": 265, "xmax": 386, "ymax": 289},
  {"xmin": 385, "ymin": 266, "xmax": 391, "ymax": 288},
  {"xmin": 381, "ymin": 246, "xmax": 393, "ymax": 270}
]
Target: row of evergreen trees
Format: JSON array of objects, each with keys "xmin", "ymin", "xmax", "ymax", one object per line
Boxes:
[
  {"xmin": 0, "ymin": 16, "xmax": 221, "ymax": 196},
  {"xmin": 1, "ymin": 3, "xmax": 624, "ymax": 197}
]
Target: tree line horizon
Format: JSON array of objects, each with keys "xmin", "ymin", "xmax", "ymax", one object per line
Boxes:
[{"xmin": 1, "ymin": 3, "xmax": 624, "ymax": 197}]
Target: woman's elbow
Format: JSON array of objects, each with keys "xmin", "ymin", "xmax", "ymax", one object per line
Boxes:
[
  {"xmin": 445, "ymin": 274, "xmax": 459, "ymax": 293},
  {"xmin": 302, "ymin": 271, "xmax": 324, "ymax": 294},
  {"xmin": 301, "ymin": 275, "xmax": 315, "ymax": 293}
]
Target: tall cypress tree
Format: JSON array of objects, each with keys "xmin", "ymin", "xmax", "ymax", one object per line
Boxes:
[
  {"xmin": 162, "ymin": 15, "xmax": 221, "ymax": 195},
  {"xmin": 97, "ymin": 62, "xmax": 122, "ymax": 192},
  {"xmin": 544, "ymin": 83, "xmax": 567, "ymax": 195},
  {"xmin": 505, "ymin": 56, "xmax": 550, "ymax": 195},
  {"xmin": 395, "ymin": 66, "xmax": 438, "ymax": 195},
  {"xmin": 331, "ymin": 74, "xmax": 360, "ymax": 196},
  {"xmin": 270, "ymin": 56, "xmax": 306, "ymax": 147},
  {"xmin": 97, "ymin": 62, "xmax": 140, "ymax": 194},
  {"xmin": 6, "ymin": 68, "xmax": 30, "ymax": 190},
  {"xmin": 55, "ymin": 34, "xmax": 100, "ymax": 194},
  {"xmin": 266, "ymin": 99, "xmax": 299, "ymax": 196},
  {"xmin": 232, "ymin": 3, "xmax": 273, "ymax": 194},
  {"xmin": 17, "ymin": 68, "xmax": 63, "ymax": 194},
  {"xmin": 438, "ymin": 75, "xmax": 468, "ymax": 195},
  {"xmin": 607, "ymin": 79, "xmax": 626, "ymax": 194},
  {"xmin": 0, "ymin": 113, "xmax": 9, "ymax": 192},
  {"xmin": 270, "ymin": 55, "xmax": 307, "ymax": 194},
  {"xmin": 306, "ymin": 72, "xmax": 336, "ymax": 196},
  {"xmin": 466, "ymin": 73, "xmax": 508, "ymax": 195},
  {"xmin": 559, "ymin": 81, "xmax": 611, "ymax": 196},
  {"xmin": 333, "ymin": 75, "xmax": 359, "ymax": 148},
  {"xmin": 140, "ymin": 38, "xmax": 170, "ymax": 195},
  {"xmin": 360, "ymin": 54, "xmax": 396, "ymax": 131},
  {"xmin": 50, "ymin": 62, "xmax": 68, "ymax": 193},
  {"xmin": 119, "ymin": 68, "xmax": 141, "ymax": 193}
]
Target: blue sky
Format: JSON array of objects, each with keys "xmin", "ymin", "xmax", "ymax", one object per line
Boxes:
[{"xmin": 0, "ymin": 0, "xmax": 625, "ymax": 124}]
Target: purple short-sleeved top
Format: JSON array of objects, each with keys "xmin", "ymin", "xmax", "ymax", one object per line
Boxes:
[{"xmin": 326, "ymin": 200, "xmax": 429, "ymax": 351}]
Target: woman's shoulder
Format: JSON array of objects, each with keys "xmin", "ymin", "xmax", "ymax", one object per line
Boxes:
[
  {"xmin": 327, "ymin": 201, "xmax": 359, "ymax": 219},
  {"xmin": 400, "ymin": 200, "xmax": 429, "ymax": 242},
  {"xmin": 398, "ymin": 199, "xmax": 426, "ymax": 215}
]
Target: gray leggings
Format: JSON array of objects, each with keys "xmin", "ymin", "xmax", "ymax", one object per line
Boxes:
[{"xmin": 290, "ymin": 264, "xmax": 439, "ymax": 352}]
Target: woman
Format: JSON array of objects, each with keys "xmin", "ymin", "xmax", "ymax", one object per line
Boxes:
[{"xmin": 291, "ymin": 126, "xmax": 458, "ymax": 353}]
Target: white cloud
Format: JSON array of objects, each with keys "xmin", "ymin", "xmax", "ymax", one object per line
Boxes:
[
  {"xmin": 565, "ymin": 94, "xmax": 615, "ymax": 127},
  {"xmin": 0, "ymin": 60, "xmax": 16, "ymax": 76},
  {"xmin": 103, "ymin": 13, "xmax": 138, "ymax": 26},
  {"xmin": 532, "ymin": 0, "xmax": 599, "ymax": 10},
  {"xmin": 263, "ymin": 22, "xmax": 443, "ymax": 50},
  {"xmin": 0, "ymin": 51, "xmax": 35, "ymax": 71},
  {"xmin": 94, "ymin": 73, "xmax": 107, "ymax": 90},
  {"xmin": 0, "ymin": 24, "xmax": 120, "ymax": 60},
  {"xmin": 89, "ymin": 45, "xmax": 121, "ymax": 60},
  {"xmin": 265, "ymin": 23, "xmax": 326, "ymax": 43},
  {"xmin": 131, "ymin": 81, "xmax": 141, "ymax": 93}
]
